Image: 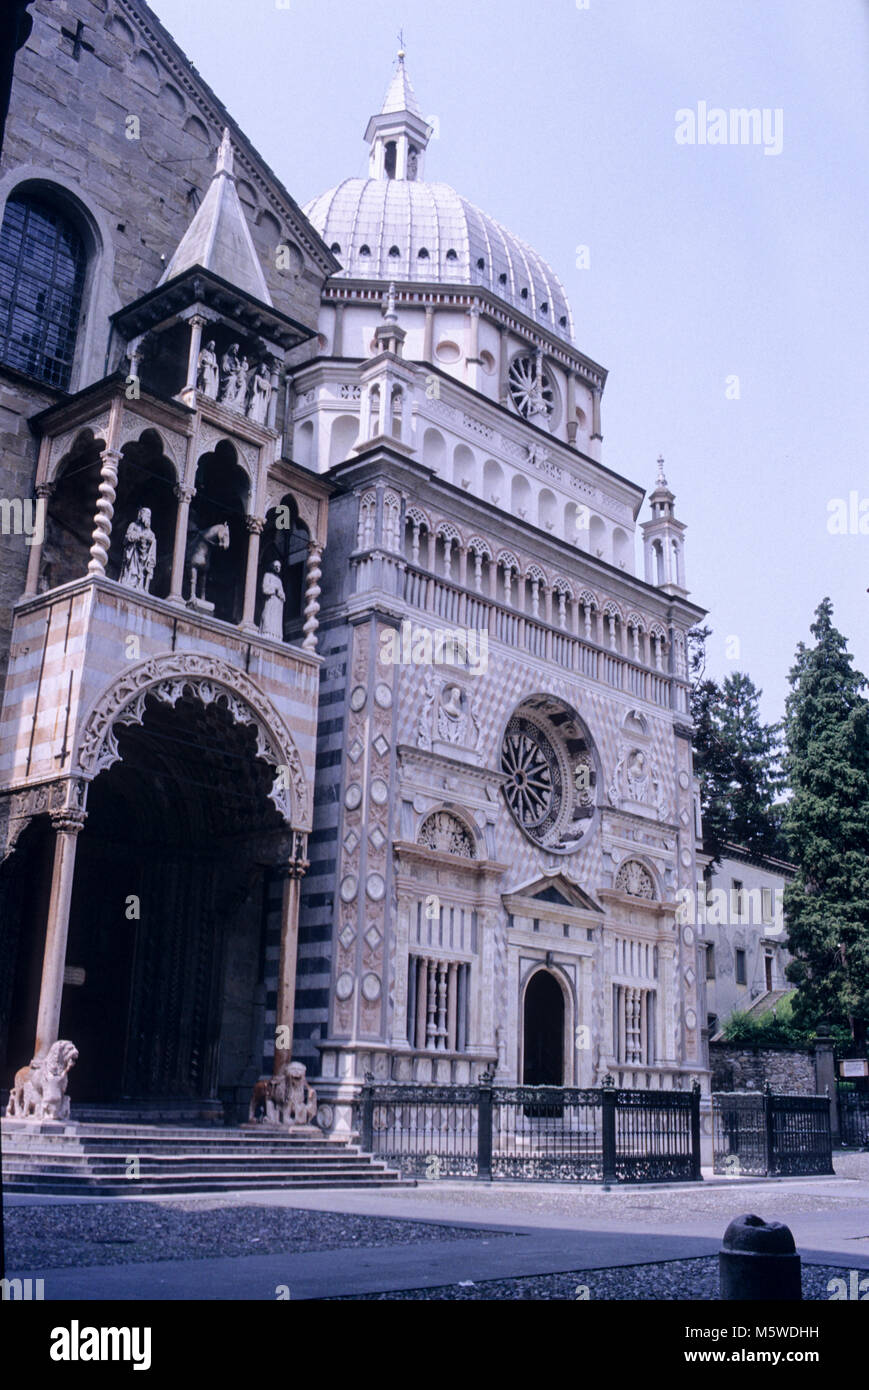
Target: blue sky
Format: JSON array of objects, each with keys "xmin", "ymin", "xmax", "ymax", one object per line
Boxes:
[{"xmin": 152, "ymin": 0, "xmax": 869, "ymax": 725}]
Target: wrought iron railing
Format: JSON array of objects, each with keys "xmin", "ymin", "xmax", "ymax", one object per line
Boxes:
[
  {"xmin": 712, "ymin": 1088, "xmax": 833, "ymax": 1176},
  {"xmin": 359, "ymin": 1079, "xmax": 702, "ymax": 1184}
]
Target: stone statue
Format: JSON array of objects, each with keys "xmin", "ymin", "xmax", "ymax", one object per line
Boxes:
[
  {"xmin": 119, "ymin": 506, "xmax": 157, "ymax": 593},
  {"xmin": 247, "ymin": 1061, "xmax": 317, "ymax": 1128},
  {"xmin": 196, "ymin": 339, "xmax": 219, "ymax": 397},
  {"xmin": 274, "ymin": 1061, "xmax": 318, "ymax": 1127},
  {"xmin": 259, "ymin": 559, "xmax": 285, "ymax": 639},
  {"xmin": 437, "ymin": 684, "xmax": 465, "ymax": 744},
  {"xmin": 6, "ymin": 1040, "xmax": 78, "ymax": 1121},
  {"xmin": 247, "ymin": 361, "xmax": 271, "ymax": 424},
  {"xmin": 218, "ymin": 343, "xmax": 241, "ymax": 406},
  {"xmin": 187, "ymin": 521, "xmax": 230, "ymax": 609},
  {"xmin": 235, "ymin": 355, "xmax": 251, "ymax": 411}
]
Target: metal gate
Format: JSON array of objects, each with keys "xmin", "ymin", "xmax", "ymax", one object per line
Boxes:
[{"xmin": 713, "ymin": 1088, "xmax": 833, "ymax": 1176}]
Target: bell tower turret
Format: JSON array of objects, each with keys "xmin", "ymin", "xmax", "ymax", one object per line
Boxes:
[
  {"xmin": 364, "ymin": 50, "xmax": 432, "ymax": 182},
  {"xmin": 641, "ymin": 455, "xmax": 688, "ymax": 595}
]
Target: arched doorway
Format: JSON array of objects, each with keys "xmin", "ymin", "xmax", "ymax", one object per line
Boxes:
[
  {"xmin": 59, "ymin": 691, "xmax": 287, "ymax": 1109},
  {"xmin": 522, "ymin": 969, "xmax": 565, "ymax": 1086}
]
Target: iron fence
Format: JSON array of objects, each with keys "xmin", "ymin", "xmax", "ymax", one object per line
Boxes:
[
  {"xmin": 837, "ymin": 1081, "xmax": 869, "ymax": 1147},
  {"xmin": 713, "ymin": 1088, "xmax": 833, "ymax": 1176},
  {"xmin": 359, "ymin": 1079, "xmax": 701, "ymax": 1183}
]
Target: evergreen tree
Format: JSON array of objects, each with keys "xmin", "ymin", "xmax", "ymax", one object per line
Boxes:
[
  {"xmin": 782, "ymin": 598, "xmax": 869, "ymax": 1048},
  {"xmin": 688, "ymin": 628, "xmax": 784, "ymax": 862}
]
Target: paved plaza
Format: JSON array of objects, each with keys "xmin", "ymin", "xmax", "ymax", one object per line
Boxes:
[{"xmin": 5, "ymin": 1152, "xmax": 868, "ymax": 1300}]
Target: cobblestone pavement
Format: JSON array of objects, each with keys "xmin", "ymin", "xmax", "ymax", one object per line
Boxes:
[
  {"xmin": 3, "ymin": 1201, "xmax": 510, "ymax": 1270},
  {"xmin": 331, "ymin": 1257, "xmax": 855, "ymax": 1301}
]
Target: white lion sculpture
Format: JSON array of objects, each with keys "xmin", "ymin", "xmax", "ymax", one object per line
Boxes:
[{"xmin": 6, "ymin": 1040, "xmax": 78, "ymax": 1121}]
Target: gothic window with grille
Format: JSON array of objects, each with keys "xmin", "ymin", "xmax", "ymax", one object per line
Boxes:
[{"xmin": 0, "ymin": 194, "xmax": 87, "ymax": 389}]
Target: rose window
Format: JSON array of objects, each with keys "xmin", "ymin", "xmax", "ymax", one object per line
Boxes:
[
  {"xmin": 508, "ymin": 355, "xmax": 554, "ymax": 422},
  {"xmin": 501, "ymin": 702, "xmax": 597, "ymax": 852}
]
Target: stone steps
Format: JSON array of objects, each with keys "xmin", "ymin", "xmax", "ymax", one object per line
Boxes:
[{"xmin": 1, "ymin": 1121, "xmax": 414, "ymax": 1194}]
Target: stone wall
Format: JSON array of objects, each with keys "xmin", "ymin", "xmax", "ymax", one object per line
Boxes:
[{"xmin": 709, "ymin": 1041, "xmax": 817, "ymax": 1095}]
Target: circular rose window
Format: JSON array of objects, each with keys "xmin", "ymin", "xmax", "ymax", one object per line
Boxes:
[{"xmin": 501, "ymin": 701, "xmax": 597, "ymax": 852}]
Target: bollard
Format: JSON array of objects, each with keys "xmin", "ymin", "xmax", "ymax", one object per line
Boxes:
[{"xmin": 719, "ymin": 1214, "xmax": 802, "ymax": 1300}]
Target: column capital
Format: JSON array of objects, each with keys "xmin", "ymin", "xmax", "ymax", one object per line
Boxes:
[
  {"xmin": 244, "ymin": 515, "xmax": 265, "ymax": 535},
  {"xmin": 50, "ymin": 809, "xmax": 87, "ymax": 835},
  {"xmin": 99, "ymin": 448, "xmax": 122, "ymax": 467},
  {"xmin": 35, "ymin": 481, "xmax": 55, "ymax": 499},
  {"xmin": 174, "ymin": 484, "xmax": 195, "ymax": 504}
]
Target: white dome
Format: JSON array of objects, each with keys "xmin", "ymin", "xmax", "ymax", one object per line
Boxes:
[{"xmin": 304, "ymin": 177, "xmax": 575, "ymax": 343}]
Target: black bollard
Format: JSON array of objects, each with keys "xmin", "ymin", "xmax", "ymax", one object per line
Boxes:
[{"xmin": 719, "ymin": 1214, "xmax": 802, "ymax": 1300}]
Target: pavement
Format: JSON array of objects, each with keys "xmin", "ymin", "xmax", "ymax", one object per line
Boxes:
[{"xmin": 5, "ymin": 1158, "xmax": 869, "ymax": 1300}]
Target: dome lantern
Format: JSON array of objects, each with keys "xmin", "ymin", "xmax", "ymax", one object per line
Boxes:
[{"xmin": 364, "ymin": 51, "xmax": 433, "ymax": 182}]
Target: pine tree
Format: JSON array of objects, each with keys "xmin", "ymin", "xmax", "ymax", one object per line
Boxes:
[
  {"xmin": 782, "ymin": 598, "xmax": 869, "ymax": 1048},
  {"xmin": 688, "ymin": 628, "xmax": 784, "ymax": 862}
]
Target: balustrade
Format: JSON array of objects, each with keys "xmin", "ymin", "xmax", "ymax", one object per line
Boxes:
[{"xmin": 351, "ymin": 551, "xmax": 685, "ymax": 711}]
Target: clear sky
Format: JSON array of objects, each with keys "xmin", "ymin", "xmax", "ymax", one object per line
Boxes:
[{"xmin": 152, "ymin": 0, "xmax": 869, "ymax": 725}]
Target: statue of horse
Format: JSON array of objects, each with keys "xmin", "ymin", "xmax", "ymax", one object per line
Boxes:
[{"xmin": 187, "ymin": 522, "xmax": 230, "ymax": 604}]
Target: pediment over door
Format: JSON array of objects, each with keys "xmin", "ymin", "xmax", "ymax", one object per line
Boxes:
[{"xmin": 503, "ymin": 872, "xmax": 603, "ymax": 917}]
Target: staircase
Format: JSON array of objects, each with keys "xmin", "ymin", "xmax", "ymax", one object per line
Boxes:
[{"xmin": 0, "ymin": 1121, "xmax": 413, "ymax": 1195}]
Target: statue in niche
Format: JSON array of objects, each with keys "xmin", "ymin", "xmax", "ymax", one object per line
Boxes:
[
  {"xmin": 218, "ymin": 343, "xmax": 242, "ymax": 406},
  {"xmin": 438, "ymin": 683, "xmax": 465, "ymax": 743},
  {"xmin": 196, "ymin": 339, "xmax": 219, "ymax": 397},
  {"xmin": 407, "ymin": 146, "xmax": 419, "ymax": 180},
  {"xmin": 235, "ymin": 356, "xmax": 251, "ymax": 411},
  {"xmin": 247, "ymin": 361, "xmax": 271, "ymax": 424},
  {"xmin": 119, "ymin": 506, "xmax": 157, "ymax": 593},
  {"xmin": 187, "ymin": 521, "xmax": 230, "ymax": 610},
  {"xmin": 259, "ymin": 559, "xmax": 285, "ymax": 639}
]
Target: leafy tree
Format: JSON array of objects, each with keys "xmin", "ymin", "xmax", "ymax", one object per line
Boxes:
[
  {"xmin": 782, "ymin": 598, "xmax": 869, "ymax": 1049},
  {"xmin": 688, "ymin": 628, "xmax": 785, "ymax": 862}
]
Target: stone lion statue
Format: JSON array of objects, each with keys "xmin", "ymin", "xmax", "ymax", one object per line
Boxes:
[
  {"xmin": 6, "ymin": 1040, "xmax": 78, "ymax": 1121},
  {"xmin": 248, "ymin": 1060, "xmax": 317, "ymax": 1128}
]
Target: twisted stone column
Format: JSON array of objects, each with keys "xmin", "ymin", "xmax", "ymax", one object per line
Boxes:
[
  {"xmin": 302, "ymin": 543, "xmax": 323, "ymax": 651},
  {"xmin": 87, "ymin": 449, "xmax": 121, "ymax": 576}
]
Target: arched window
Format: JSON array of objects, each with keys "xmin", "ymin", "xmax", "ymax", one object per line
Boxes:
[{"xmin": 0, "ymin": 194, "xmax": 86, "ymax": 389}]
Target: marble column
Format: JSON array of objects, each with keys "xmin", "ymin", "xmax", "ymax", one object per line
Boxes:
[
  {"xmin": 333, "ymin": 302, "xmax": 345, "ymax": 358},
  {"xmin": 184, "ymin": 314, "xmax": 207, "ymax": 397},
  {"xmin": 498, "ymin": 325, "xmax": 509, "ymax": 404},
  {"xmin": 273, "ymin": 848, "xmax": 308, "ymax": 1076},
  {"xmin": 591, "ymin": 385, "xmax": 602, "ymax": 441},
  {"xmin": 24, "ymin": 482, "xmax": 54, "ymax": 596},
  {"xmin": 423, "ymin": 304, "xmax": 435, "ymax": 363},
  {"xmin": 33, "ymin": 810, "xmax": 86, "ymax": 1059},
  {"xmin": 241, "ymin": 515, "xmax": 264, "ymax": 628},
  {"xmin": 566, "ymin": 371, "xmax": 577, "ymax": 447},
  {"xmin": 169, "ymin": 485, "xmax": 195, "ymax": 602}
]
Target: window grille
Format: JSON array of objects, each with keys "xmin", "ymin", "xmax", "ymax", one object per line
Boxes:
[{"xmin": 0, "ymin": 195, "xmax": 86, "ymax": 389}]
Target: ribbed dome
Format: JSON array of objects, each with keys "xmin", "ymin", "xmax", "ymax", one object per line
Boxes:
[{"xmin": 304, "ymin": 177, "xmax": 575, "ymax": 343}]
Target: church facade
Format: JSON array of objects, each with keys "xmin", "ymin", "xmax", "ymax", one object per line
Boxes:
[{"xmin": 0, "ymin": 0, "xmax": 710, "ymax": 1138}]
